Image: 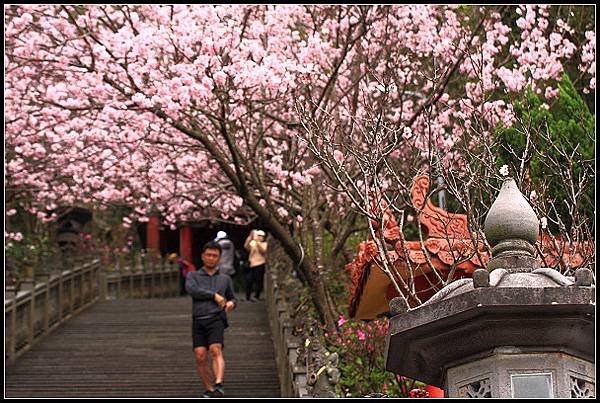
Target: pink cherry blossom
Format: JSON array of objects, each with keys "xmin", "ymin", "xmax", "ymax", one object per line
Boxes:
[
  {"xmin": 333, "ymin": 150, "xmax": 344, "ymax": 164},
  {"xmin": 3, "ymin": 5, "xmax": 593, "ymax": 239}
]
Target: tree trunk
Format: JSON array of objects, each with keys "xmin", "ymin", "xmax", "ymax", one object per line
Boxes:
[
  {"xmin": 301, "ymin": 258, "xmax": 338, "ymax": 331},
  {"xmin": 245, "ymin": 196, "xmax": 338, "ymax": 330},
  {"xmin": 166, "ymin": 118, "xmax": 340, "ymax": 329}
]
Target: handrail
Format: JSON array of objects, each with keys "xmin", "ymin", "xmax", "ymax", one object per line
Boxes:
[
  {"xmin": 100, "ymin": 259, "xmax": 180, "ymax": 300},
  {"xmin": 265, "ymin": 263, "xmax": 339, "ymax": 397},
  {"xmin": 5, "ymin": 259, "xmax": 101, "ymax": 363},
  {"xmin": 5, "ymin": 257, "xmax": 181, "ymax": 365}
]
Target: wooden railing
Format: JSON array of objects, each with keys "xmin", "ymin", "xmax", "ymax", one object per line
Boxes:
[
  {"xmin": 5, "ymin": 259, "xmax": 101, "ymax": 363},
  {"xmin": 100, "ymin": 260, "xmax": 180, "ymax": 300},
  {"xmin": 5, "ymin": 257, "xmax": 181, "ymax": 364},
  {"xmin": 265, "ymin": 264, "xmax": 338, "ymax": 398},
  {"xmin": 266, "ymin": 270, "xmax": 306, "ymax": 397}
]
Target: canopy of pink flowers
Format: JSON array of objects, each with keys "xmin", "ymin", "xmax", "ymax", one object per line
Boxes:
[{"xmin": 5, "ymin": 5, "xmax": 594, "ymax": 232}]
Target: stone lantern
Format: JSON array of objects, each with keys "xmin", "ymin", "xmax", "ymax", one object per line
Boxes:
[{"xmin": 384, "ymin": 178, "xmax": 595, "ymax": 398}]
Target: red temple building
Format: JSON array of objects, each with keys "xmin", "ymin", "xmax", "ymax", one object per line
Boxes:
[
  {"xmin": 346, "ymin": 175, "xmax": 591, "ymax": 321},
  {"xmin": 139, "ymin": 217, "xmax": 265, "ymax": 265},
  {"xmin": 345, "ymin": 175, "xmax": 591, "ymax": 398}
]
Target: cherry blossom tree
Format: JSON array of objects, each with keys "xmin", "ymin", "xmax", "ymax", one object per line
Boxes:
[
  {"xmin": 296, "ymin": 5, "xmax": 595, "ymax": 305},
  {"xmin": 5, "ymin": 5, "xmax": 595, "ymax": 324},
  {"xmin": 5, "ymin": 4, "xmax": 388, "ymax": 328}
]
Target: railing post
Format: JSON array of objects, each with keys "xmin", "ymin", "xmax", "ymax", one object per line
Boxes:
[
  {"xmin": 94, "ymin": 263, "xmax": 100, "ymax": 300},
  {"xmin": 8, "ymin": 300, "xmax": 17, "ymax": 364},
  {"xmin": 74, "ymin": 269, "xmax": 81, "ymax": 310},
  {"xmin": 69, "ymin": 271, "xmax": 75, "ymax": 314},
  {"xmin": 99, "ymin": 272, "xmax": 107, "ymax": 300},
  {"xmin": 129, "ymin": 270, "xmax": 134, "ymax": 298},
  {"xmin": 150, "ymin": 261, "xmax": 155, "ymax": 298},
  {"xmin": 81, "ymin": 268, "xmax": 87, "ymax": 304},
  {"xmin": 58, "ymin": 272, "xmax": 64, "ymax": 321},
  {"xmin": 140, "ymin": 265, "xmax": 145, "ymax": 298},
  {"xmin": 89, "ymin": 265, "xmax": 94, "ymax": 302},
  {"xmin": 116, "ymin": 264, "xmax": 122, "ymax": 299},
  {"xmin": 159, "ymin": 263, "xmax": 165, "ymax": 297},
  {"xmin": 28, "ymin": 292, "xmax": 35, "ymax": 346},
  {"xmin": 43, "ymin": 279, "xmax": 50, "ymax": 334},
  {"xmin": 17, "ymin": 280, "xmax": 35, "ymax": 349}
]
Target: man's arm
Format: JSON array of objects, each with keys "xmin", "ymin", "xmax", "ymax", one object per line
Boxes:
[
  {"xmin": 224, "ymin": 276, "xmax": 237, "ymax": 308},
  {"xmin": 185, "ymin": 273, "xmax": 214, "ymax": 300}
]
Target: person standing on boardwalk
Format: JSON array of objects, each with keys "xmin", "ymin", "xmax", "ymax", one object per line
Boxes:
[
  {"xmin": 185, "ymin": 241, "xmax": 237, "ymax": 398},
  {"xmin": 243, "ymin": 229, "xmax": 267, "ymax": 302}
]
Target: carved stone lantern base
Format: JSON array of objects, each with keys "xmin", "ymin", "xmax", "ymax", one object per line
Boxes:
[{"xmin": 447, "ymin": 348, "xmax": 595, "ymax": 398}]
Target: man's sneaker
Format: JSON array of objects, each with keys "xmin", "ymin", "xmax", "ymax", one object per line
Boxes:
[
  {"xmin": 249, "ymin": 296, "xmax": 257, "ymax": 302},
  {"xmin": 202, "ymin": 390, "xmax": 217, "ymax": 398},
  {"xmin": 214, "ymin": 383, "xmax": 225, "ymax": 397}
]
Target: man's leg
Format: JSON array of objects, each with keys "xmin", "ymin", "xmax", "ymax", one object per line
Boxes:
[
  {"xmin": 194, "ymin": 347, "xmax": 214, "ymax": 391},
  {"xmin": 208, "ymin": 343, "xmax": 225, "ymax": 385}
]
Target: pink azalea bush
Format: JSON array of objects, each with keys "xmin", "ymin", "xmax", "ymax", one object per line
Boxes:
[{"xmin": 325, "ymin": 314, "xmax": 427, "ymax": 397}]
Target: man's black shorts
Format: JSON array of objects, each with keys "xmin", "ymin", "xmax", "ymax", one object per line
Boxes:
[{"xmin": 192, "ymin": 314, "xmax": 225, "ymax": 349}]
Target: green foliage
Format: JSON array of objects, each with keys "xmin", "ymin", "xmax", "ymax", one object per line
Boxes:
[
  {"xmin": 91, "ymin": 206, "xmax": 144, "ymax": 266},
  {"xmin": 494, "ymin": 74, "xmax": 595, "ymax": 233},
  {"xmin": 5, "ymin": 232, "xmax": 54, "ymax": 278},
  {"xmin": 345, "ymin": 228, "xmax": 369, "ymax": 252},
  {"xmin": 5, "ymin": 207, "xmax": 56, "ymax": 280},
  {"xmin": 5, "ymin": 204, "xmax": 144, "ymax": 281},
  {"xmin": 551, "ymin": 75, "xmax": 595, "ymax": 157},
  {"xmin": 321, "ymin": 227, "xmax": 365, "ymax": 313}
]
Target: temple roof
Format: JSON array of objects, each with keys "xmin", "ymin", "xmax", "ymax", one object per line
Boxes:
[{"xmin": 347, "ymin": 176, "xmax": 591, "ymax": 320}]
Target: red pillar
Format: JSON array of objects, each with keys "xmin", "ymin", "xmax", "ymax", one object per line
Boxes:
[
  {"xmin": 147, "ymin": 215, "xmax": 161, "ymax": 253},
  {"xmin": 179, "ymin": 225, "xmax": 193, "ymax": 262}
]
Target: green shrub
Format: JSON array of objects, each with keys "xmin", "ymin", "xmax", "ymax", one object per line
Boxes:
[{"xmin": 494, "ymin": 74, "xmax": 594, "ymax": 233}]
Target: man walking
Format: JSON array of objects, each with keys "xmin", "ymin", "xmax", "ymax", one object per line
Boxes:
[{"xmin": 185, "ymin": 241, "xmax": 237, "ymax": 398}]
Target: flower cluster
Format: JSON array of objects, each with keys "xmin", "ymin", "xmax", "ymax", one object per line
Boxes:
[
  {"xmin": 326, "ymin": 314, "xmax": 427, "ymax": 397},
  {"xmin": 4, "ymin": 5, "xmax": 593, "ymax": 231},
  {"xmin": 409, "ymin": 388, "xmax": 430, "ymax": 398}
]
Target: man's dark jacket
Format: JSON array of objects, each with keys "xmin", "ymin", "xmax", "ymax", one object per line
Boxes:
[{"xmin": 185, "ymin": 267, "xmax": 237, "ymax": 322}]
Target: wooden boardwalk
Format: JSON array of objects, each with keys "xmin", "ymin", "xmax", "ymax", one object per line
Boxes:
[{"xmin": 5, "ymin": 296, "xmax": 281, "ymax": 398}]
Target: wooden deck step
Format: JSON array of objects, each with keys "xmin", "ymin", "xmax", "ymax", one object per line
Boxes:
[{"xmin": 5, "ymin": 296, "xmax": 281, "ymax": 398}]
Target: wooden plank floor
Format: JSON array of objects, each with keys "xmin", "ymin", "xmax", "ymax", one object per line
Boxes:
[{"xmin": 5, "ymin": 296, "xmax": 281, "ymax": 398}]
